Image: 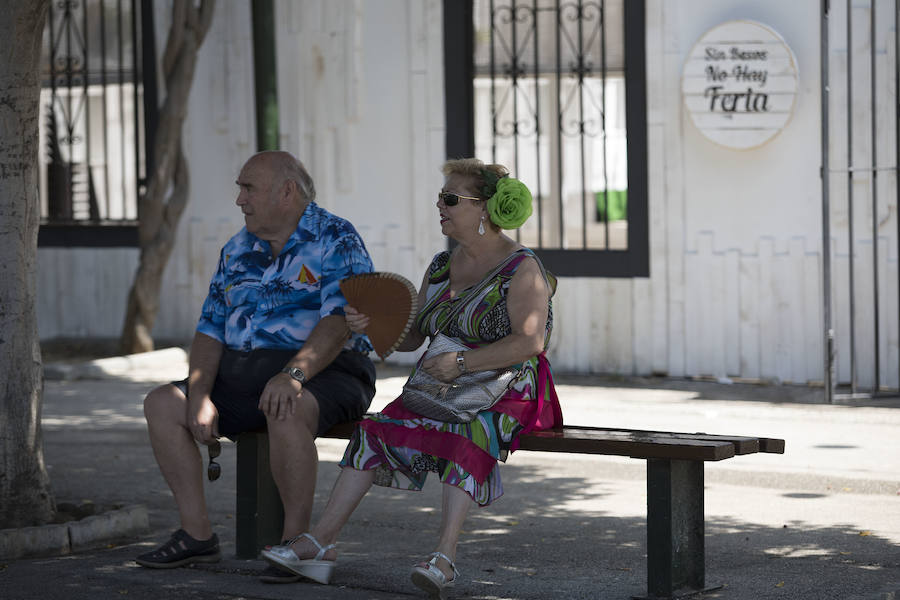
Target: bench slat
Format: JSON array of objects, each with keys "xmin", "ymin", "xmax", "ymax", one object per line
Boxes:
[
  {"xmin": 321, "ymin": 419, "xmax": 787, "ymax": 462},
  {"xmin": 518, "ymin": 429, "xmax": 736, "ymax": 461},
  {"xmin": 758, "ymin": 437, "xmax": 786, "ymax": 454},
  {"xmin": 556, "ymin": 424, "xmax": 762, "ymax": 455}
]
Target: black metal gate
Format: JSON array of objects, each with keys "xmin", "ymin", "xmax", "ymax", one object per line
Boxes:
[
  {"xmin": 444, "ymin": 0, "xmax": 648, "ymax": 277},
  {"xmin": 39, "ymin": 0, "xmax": 156, "ymax": 246},
  {"xmin": 820, "ymin": 0, "xmax": 900, "ymax": 400}
]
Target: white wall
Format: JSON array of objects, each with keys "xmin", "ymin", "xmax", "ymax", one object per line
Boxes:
[
  {"xmin": 36, "ymin": 0, "xmax": 898, "ymax": 390},
  {"xmin": 553, "ymin": 0, "xmax": 896, "ymax": 390},
  {"xmin": 550, "ymin": 0, "xmax": 829, "ymax": 383},
  {"xmin": 37, "ymin": 1, "xmax": 256, "ymax": 342},
  {"xmin": 646, "ymin": 0, "xmax": 828, "ymax": 384},
  {"xmin": 36, "ymin": 248, "xmax": 138, "ymax": 339},
  {"xmin": 274, "ymin": 0, "xmax": 446, "ymax": 290},
  {"xmin": 548, "ymin": 0, "xmax": 898, "ymax": 390}
]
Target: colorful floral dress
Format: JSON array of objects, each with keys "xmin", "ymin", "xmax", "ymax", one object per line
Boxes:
[{"xmin": 339, "ymin": 248, "xmax": 562, "ymax": 506}]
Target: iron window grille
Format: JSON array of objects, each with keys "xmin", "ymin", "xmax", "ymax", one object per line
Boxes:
[
  {"xmin": 38, "ymin": 0, "xmax": 156, "ymax": 247},
  {"xmin": 445, "ymin": 0, "xmax": 648, "ymax": 277}
]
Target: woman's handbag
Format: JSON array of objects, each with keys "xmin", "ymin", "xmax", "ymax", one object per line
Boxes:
[
  {"xmin": 399, "ymin": 250, "xmax": 544, "ymax": 423},
  {"xmin": 400, "ymin": 333, "xmax": 521, "ymax": 423}
]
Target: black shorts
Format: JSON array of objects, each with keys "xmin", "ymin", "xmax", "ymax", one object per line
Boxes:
[{"xmin": 172, "ymin": 348, "xmax": 376, "ymax": 438}]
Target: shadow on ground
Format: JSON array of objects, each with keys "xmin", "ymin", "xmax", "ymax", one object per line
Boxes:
[
  {"xmin": 24, "ymin": 357, "xmax": 899, "ymax": 599},
  {"xmin": 30, "ymin": 429, "xmax": 900, "ymax": 600}
]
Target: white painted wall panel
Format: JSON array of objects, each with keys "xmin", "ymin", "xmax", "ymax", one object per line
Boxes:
[
  {"xmin": 632, "ymin": 276, "xmax": 653, "ymax": 375},
  {"xmin": 883, "ymin": 242, "xmax": 900, "ymax": 389},
  {"xmin": 759, "ymin": 239, "xmax": 780, "ymax": 381},
  {"xmin": 723, "ymin": 248, "xmax": 741, "ymax": 376},
  {"xmin": 548, "ymin": 280, "xmax": 586, "ymax": 371},
  {"xmin": 802, "ymin": 250, "xmax": 823, "ymax": 384},
  {"xmin": 587, "ymin": 280, "xmax": 609, "ymax": 372},
  {"xmin": 36, "ymin": 248, "xmax": 138, "ymax": 339},
  {"xmin": 738, "ymin": 251, "xmax": 761, "ymax": 379},
  {"xmin": 660, "ymin": 1, "xmax": 687, "ymax": 378},
  {"xmin": 771, "ymin": 241, "xmax": 793, "ymax": 384}
]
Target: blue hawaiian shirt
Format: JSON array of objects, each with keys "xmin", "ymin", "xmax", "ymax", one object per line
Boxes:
[{"xmin": 196, "ymin": 202, "xmax": 373, "ymax": 353}]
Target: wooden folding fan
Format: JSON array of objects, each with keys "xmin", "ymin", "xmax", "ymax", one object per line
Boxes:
[{"xmin": 340, "ymin": 272, "xmax": 419, "ymax": 360}]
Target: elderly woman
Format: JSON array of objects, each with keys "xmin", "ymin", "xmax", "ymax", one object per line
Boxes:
[{"xmin": 262, "ymin": 158, "xmax": 562, "ymax": 597}]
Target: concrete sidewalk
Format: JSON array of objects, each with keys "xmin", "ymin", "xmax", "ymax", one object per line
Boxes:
[{"xmin": 2, "ymin": 349, "xmax": 899, "ymax": 599}]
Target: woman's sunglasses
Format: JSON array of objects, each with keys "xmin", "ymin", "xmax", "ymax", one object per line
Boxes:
[{"xmin": 438, "ymin": 191, "xmax": 481, "ymax": 206}]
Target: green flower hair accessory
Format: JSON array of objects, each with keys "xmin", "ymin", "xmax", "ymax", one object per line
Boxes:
[{"xmin": 487, "ymin": 177, "xmax": 533, "ymax": 229}]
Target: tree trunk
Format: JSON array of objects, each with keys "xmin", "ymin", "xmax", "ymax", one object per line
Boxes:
[
  {"xmin": 120, "ymin": 0, "xmax": 216, "ymax": 355},
  {"xmin": 0, "ymin": 0, "xmax": 54, "ymax": 528}
]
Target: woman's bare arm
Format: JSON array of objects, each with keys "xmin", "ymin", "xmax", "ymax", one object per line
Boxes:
[
  {"xmin": 422, "ymin": 256, "xmax": 549, "ymax": 381},
  {"xmin": 393, "ymin": 270, "xmax": 430, "ymax": 352}
]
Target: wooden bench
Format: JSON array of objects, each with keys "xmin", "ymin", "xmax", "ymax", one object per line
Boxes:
[{"xmin": 235, "ymin": 422, "xmax": 784, "ymax": 600}]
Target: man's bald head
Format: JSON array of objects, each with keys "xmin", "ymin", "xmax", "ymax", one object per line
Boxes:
[
  {"xmin": 247, "ymin": 151, "xmax": 316, "ymax": 203},
  {"xmin": 235, "ymin": 151, "xmax": 318, "ymax": 247}
]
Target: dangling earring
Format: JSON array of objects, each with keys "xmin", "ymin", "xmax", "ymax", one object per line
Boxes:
[{"xmin": 478, "ymin": 215, "xmax": 486, "ymax": 236}]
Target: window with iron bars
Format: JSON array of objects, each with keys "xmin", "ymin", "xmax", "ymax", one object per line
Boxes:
[
  {"xmin": 445, "ymin": 0, "xmax": 647, "ymax": 277},
  {"xmin": 38, "ymin": 0, "xmax": 155, "ymax": 247}
]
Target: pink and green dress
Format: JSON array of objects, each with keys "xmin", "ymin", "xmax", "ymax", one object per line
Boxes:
[{"xmin": 339, "ymin": 248, "xmax": 562, "ymax": 506}]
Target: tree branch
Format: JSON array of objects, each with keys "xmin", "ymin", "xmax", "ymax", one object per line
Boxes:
[
  {"xmin": 162, "ymin": 0, "xmax": 188, "ymax": 77},
  {"xmin": 120, "ymin": 0, "xmax": 216, "ymax": 353},
  {"xmin": 196, "ymin": 0, "xmax": 217, "ymax": 39}
]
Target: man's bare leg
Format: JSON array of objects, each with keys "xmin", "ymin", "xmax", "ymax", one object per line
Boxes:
[
  {"xmin": 266, "ymin": 388, "xmax": 320, "ymax": 541},
  {"xmin": 143, "ymin": 383, "xmax": 212, "ymax": 540}
]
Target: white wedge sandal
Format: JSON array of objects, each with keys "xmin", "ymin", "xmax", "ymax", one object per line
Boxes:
[
  {"xmin": 260, "ymin": 532, "xmax": 336, "ymax": 585},
  {"xmin": 410, "ymin": 551, "xmax": 460, "ymax": 599}
]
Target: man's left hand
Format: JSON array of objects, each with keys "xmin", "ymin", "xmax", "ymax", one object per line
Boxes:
[{"xmin": 258, "ymin": 373, "xmax": 304, "ymax": 420}]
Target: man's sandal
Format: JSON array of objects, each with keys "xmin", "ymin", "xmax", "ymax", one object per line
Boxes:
[
  {"xmin": 135, "ymin": 529, "xmax": 221, "ymax": 569},
  {"xmin": 260, "ymin": 532, "xmax": 336, "ymax": 585},
  {"xmin": 410, "ymin": 552, "xmax": 459, "ymax": 599}
]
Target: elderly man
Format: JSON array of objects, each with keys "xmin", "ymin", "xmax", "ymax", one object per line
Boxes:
[{"xmin": 136, "ymin": 151, "xmax": 375, "ymax": 583}]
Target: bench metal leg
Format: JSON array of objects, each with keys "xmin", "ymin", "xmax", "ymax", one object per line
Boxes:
[
  {"xmin": 235, "ymin": 431, "xmax": 284, "ymax": 559},
  {"xmin": 635, "ymin": 459, "xmax": 722, "ymax": 600}
]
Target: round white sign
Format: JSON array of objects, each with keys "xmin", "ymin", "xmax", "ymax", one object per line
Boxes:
[{"xmin": 681, "ymin": 20, "xmax": 799, "ymax": 150}]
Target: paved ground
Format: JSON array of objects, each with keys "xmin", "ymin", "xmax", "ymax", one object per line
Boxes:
[{"xmin": 2, "ymin": 350, "xmax": 899, "ymax": 599}]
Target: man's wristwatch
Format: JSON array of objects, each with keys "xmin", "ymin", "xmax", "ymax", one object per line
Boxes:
[
  {"xmin": 456, "ymin": 351, "xmax": 467, "ymax": 374},
  {"xmin": 281, "ymin": 366, "xmax": 308, "ymax": 384}
]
